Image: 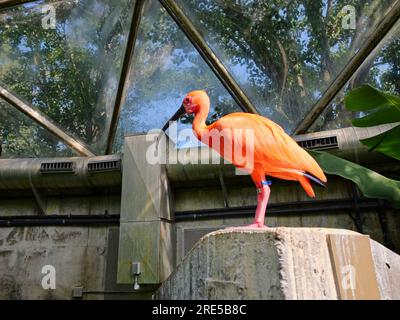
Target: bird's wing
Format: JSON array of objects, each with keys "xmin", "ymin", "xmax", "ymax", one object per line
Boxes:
[
  {"xmin": 205, "ymin": 113, "xmax": 255, "ymax": 170},
  {"xmin": 210, "ymin": 113, "xmax": 326, "ymax": 183}
]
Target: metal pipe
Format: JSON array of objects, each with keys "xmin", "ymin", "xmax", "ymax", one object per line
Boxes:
[
  {"xmin": 0, "ymin": 155, "xmax": 122, "ymax": 190},
  {"xmin": 0, "ymin": 214, "xmax": 120, "ymax": 227},
  {"xmin": 166, "ymin": 125, "xmax": 397, "ymax": 183},
  {"xmin": 105, "ymin": 0, "xmax": 146, "ymax": 154},
  {"xmin": 1, "ymin": 199, "xmax": 396, "ymax": 226},
  {"xmin": 174, "ymin": 198, "xmax": 393, "ymax": 221},
  {"xmin": 293, "ymin": 0, "xmax": 400, "ymax": 134},
  {"xmin": 0, "ymin": 86, "xmax": 95, "ymax": 156},
  {"xmin": 158, "ymin": 0, "xmax": 258, "ymax": 114}
]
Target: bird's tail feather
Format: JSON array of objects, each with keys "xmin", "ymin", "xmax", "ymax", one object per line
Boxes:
[
  {"xmin": 303, "ymin": 172, "xmax": 326, "ymax": 188},
  {"xmin": 298, "ymin": 172, "xmax": 326, "ymax": 198},
  {"xmin": 298, "ymin": 175, "xmax": 315, "ymax": 198},
  {"xmin": 274, "ymin": 168, "xmax": 325, "ymax": 197}
]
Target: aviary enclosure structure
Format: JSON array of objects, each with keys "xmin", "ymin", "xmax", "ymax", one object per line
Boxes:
[{"xmin": 0, "ymin": 0, "xmax": 399, "ymax": 299}]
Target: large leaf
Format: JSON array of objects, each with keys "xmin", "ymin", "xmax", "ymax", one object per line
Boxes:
[
  {"xmin": 345, "ymin": 84, "xmax": 400, "ymax": 112},
  {"xmin": 360, "ymin": 125, "xmax": 400, "ymax": 160},
  {"xmin": 351, "ymin": 105, "xmax": 400, "ymax": 127},
  {"xmin": 308, "ymin": 150, "xmax": 400, "ymax": 209},
  {"xmin": 345, "ymin": 85, "xmax": 400, "ymax": 155}
]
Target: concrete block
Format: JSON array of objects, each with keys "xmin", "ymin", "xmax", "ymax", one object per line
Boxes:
[
  {"xmin": 371, "ymin": 240, "xmax": 400, "ymax": 299},
  {"xmin": 117, "ymin": 221, "xmax": 174, "ymax": 284},
  {"xmin": 121, "ymin": 134, "xmax": 172, "ymax": 222},
  {"xmin": 156, "ymin": 227, "xmax": 400, "ymax": 300},
  {"xmin": 117, "ymin": 134, "xmax": 175, "ymax": 285}
]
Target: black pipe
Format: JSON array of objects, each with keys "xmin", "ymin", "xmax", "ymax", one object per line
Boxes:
[
  {"xmin": 0, "ymin": 214, "xmax": 120, "ymax": 227},
  {"xmin": 174, "ymin": 198, "xmax": 393, "ymax": 221},
  {"xmin": 0, "ymin": 199, "xmax": 395, "ymax": 225}
]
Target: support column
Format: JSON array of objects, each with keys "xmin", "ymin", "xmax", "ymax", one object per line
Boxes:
[{"xmin": 117, "ymin": 133, "xmax": 175, "ymax": 285}]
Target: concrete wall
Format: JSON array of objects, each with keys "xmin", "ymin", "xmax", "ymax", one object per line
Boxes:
[
  {"xmin": 0, "ymin": 194, "xmax": 121, "ymax": 216},
  {"xmin": 0, "ymin": 226, "xmax": 108, "ymax": 299},
  {"xmin": 0, "ymin": 172, "xmax": 398, "ymax": 299},
  {"xmin": 0, "ymin": 191, "xmax": 157, "ymax": 299},
  {"xmin": 0, "ymin": 225, "xmax": 156, "ymax": 299}
]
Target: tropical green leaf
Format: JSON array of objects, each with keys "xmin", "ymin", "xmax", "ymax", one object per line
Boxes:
[
  {"xmin": 308, "ymin": 150, "xmax": 400, "ymax": 209},
  {"xmin": 360, "ymin": 125, "xmax": 400, "ymax": 161},
  {"xmin": 351, "ymin": 105, "xmax": 400, "ymax": 127},
  {"xmin": 345, "ymin": 84, "xmax": 400, "ymax": 112}
]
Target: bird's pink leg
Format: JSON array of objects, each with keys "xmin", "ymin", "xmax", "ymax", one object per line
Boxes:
[
  {"xmin": 252, "ymin": 184, "xmax": 270, "ymax": 227},
  {"xmin": 225, "ymin": 183, "xmax": 270, "ymax": 230}
]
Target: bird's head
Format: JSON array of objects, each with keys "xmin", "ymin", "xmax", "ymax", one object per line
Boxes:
[
  {"xmin": 162, "ymin": 90, "xmax": 209, "ymax": 131},
  {"xmin": 182, "ymin": 90, "xmax": 209, "ymax": 114}
]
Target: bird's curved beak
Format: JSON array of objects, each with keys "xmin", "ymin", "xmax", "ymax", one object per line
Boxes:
[{"xmin": 162, "ymin": 105, "xmax": 186, "ymax": 132}]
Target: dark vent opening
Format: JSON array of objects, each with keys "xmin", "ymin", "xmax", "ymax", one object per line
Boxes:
[
  {"xmin": 88, "ymin": 160, "xmax": 121, "ymax": 172},
  {"xmin": 40, "ymin": 162, "xmax": 75, "ymax": 173},
  {"xmin": 297, "ymin": 136, "xmax": 338, "ymax": 150}
]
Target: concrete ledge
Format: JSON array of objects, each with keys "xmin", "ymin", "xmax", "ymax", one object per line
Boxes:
[{"xmin": 155, "ymin": 228, "xmax": 400, "ymax": 300}]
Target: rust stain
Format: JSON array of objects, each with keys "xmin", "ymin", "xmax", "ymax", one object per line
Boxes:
[
  {"xmin": 0, "ymin": 249, "xmax": 13, "ymax": 257},
  {"xmin": 25, "ymin": 227, "xmax": 50, "ymax": 242},
  {"xmin": 6, "ymin": 228, "xmax": 24, "ymax": 245},
  {"xmin": 51, "ymin": 229, "xmax": 82, "ymax": 242}
]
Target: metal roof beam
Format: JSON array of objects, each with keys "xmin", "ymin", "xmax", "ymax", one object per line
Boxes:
[
  {"xmin": 0, "ymin": 85, "xmax": 95, "ymax": 156},
  {"xmin": 159, "ymin": 0, "xmax": 258, "ymax": 115},
  {"xmin": 105, "ymin": 0, "xmax": 146, "ymax": 154},
  {"xmin": 0, "ymin": 0, "xmax": 35, "ymax": 10}
]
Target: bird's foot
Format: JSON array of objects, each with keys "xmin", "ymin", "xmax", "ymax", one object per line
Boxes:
[{"xmin": 225, "ymin": 222, "xmax": 269, "ymax": 231}]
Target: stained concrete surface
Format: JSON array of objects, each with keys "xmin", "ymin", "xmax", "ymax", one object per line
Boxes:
[
  {"xmin": 156, "ymin": 228, "xmax": 400, "ymax": 300},
  {"xmin": 0, "ymin": 226, "xmax": 153, "ymax": 299}
]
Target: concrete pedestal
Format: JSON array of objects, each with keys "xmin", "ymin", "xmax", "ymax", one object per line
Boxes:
[{"xmin": 156, "ymin": 228, "xmax": 400, "ymax": 300}]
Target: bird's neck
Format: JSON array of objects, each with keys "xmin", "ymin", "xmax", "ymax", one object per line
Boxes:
[{"xmin": 192, "ymin": 103, "xmax": 210, "ymax": 138}]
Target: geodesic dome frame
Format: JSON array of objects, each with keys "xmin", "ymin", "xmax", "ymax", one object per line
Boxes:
[{"xmin": 1, "ymin": 0, "xmax": 399, "ymax": 158}]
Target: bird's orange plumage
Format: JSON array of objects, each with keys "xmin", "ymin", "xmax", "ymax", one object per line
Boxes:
[{"xmin": 186, "ymin": 90, "xmax": 327, "ymax": 197}]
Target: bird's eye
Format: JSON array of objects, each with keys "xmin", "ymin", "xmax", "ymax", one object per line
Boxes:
[{"xmin": 185, "ymin": 98, "xmax": 190, "ymax": 103}]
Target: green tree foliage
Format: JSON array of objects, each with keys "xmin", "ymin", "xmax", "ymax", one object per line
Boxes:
[
  {"xmin": 176, "ymin": 0, "xmax": 396, "ymax": 130},
  {"xmin": 0, "ymin": 0, "xmax": 135, "ymax": 156},
  {"xmin": 0, "ymin": 101, "xmax": 72, "ymax": 157},
  {"xmin": 113, "ymin": 0, "xmax": 242, "ymax": 151},
  {"xmin": 312, "ymin": 25, "xmax": 400, "ymax": 131},
  {"xmin": 0, "ymin": 0, "xmax": 399, "ymax": 156}
]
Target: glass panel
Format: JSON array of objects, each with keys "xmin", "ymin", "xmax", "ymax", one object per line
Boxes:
[
  {"xmin": 175, "ymin": 0, "xmax": 397, "ymax": 133},
  {"xmin": 113, "ymin": 0, "xmax": 242, "ymax": 152},
  {"xmin": 0, "ymin": 0, "xmax": 136, "ymax": 153},
  {"xmin": 0, "ymin": 99, "xmax": 74, "ymax": 158},
  {"xmin": 310, "ymin": 19, "xmax": 400, "ymax": 132}
]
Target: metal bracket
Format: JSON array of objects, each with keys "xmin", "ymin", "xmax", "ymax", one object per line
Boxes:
[{"xmin": 131, "ymin": 262, "xmax": 141, "ymax": 290}]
